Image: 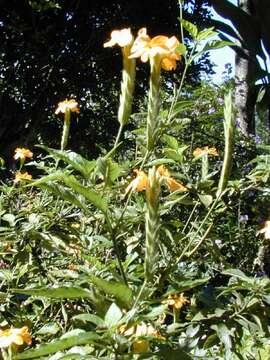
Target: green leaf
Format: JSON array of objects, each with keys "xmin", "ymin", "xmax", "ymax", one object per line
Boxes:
[
  {"xmin": 12, "ymin": 286, "xmax": 93, "ymax": 299},
  {"xmin": 172, "ymin": 277, "xmax": 210, "ymax": 292},
  {"xmin": 202, "ymin": 39, "xmax": 236, "ymax": 52},
  {"xmin": 35, "ymin": 182, "xmax": 87, "ymax": 212},
  {"xmin": 63, "ymin": 176, "xmax": 108, "ymax": 214},
  {"xmin": 36, "ymin": 322, "xmax": 60, "ymax": 335},
  {"xmin": 162, "ymin": 134, "xmax": 179, "ymax": 150},
  {"xmin": 221, "ymin": 268, "xmax": 254, "ymax": 284},
  {"xmin": 211, "ymin": 323, "xmax": 232, "ymax": 351},
  {"xmin": 198, "ymin": 194, "xmax": 213, "ymax": 208},
  {"xmin": 72, "ymin": 314, "xmax": 104, "ymax": 327},
  {"xmin": 104, "ymin": 303, "xmax": 122, "ymax": 327},
  {"xmin": 88, "ymin": 275, "xmax": 132, "ymax": 306},
  {"xmin": 37, "ymin": 145, "xmax": 96, "ymax": 179},
  {"xmin": 196, "ymin": 27, "xmax": 217, "ymax": 41},
  {"xmin": 96, "ymin": 157, "xmax": 122, "ymax": 185},
  {"xmin": 181, "ymin": 19, "xmax": 198, "ymax": 39},
  {"xmin": 176, "ymin": 43, "xmax": 187, "ymax": 55},
  {"xmin": 14, "ymin": 332, "xmax": 99, "ymax": 359}
]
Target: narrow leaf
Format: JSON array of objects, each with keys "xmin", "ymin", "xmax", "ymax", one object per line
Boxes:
[
  {"xmin": 12, "ymin": 286, "xmax": 93, "ymax": 299},
  {"xmin": 14, "ymin": 332, "xmax": 99, "ymax": 359}
]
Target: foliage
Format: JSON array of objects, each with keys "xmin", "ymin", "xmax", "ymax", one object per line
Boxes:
[{"xmin": 0, "ymin": 11, "xmax": 270, "ymax": 360}]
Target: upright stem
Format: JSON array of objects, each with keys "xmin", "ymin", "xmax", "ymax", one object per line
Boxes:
[
  {"xmin": 217, "ymin": 92, "xmax": 234, "ymax": 197},
  {"xmin": 201, "ymin": 154, "xmax": 209, "ymax": 181},
  {"xmin": 61, "ymin": 110, "xmax": 71, "ymax": 151},
  {"xmin": 145, "ymin": 168, "xmax": 161, "ymax": 282},
  {"xmin": 147, "ymin": 57, "xmax": 161, "ymax": 152},
  {"xmin": 113, "ymin": 46, "xmax": 136, "ymax": 152}
]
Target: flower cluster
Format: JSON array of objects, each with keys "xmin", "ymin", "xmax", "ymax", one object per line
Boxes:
[
  {"xmin": 104, "ymin": 28, "xmax": 133, "ymax": 48},
  {"xmin": 119, "ymin": 322, "xmax": 164, "ymax": 353},
  {"xmin": 126, "ymin": 165, "xmax": 187, "ymax": 194},
  {"xmin": 193, "ymin": 146, "xmax": 218, "ymax": 158},
  {"xmin": 14, "ymin": 171, "xmax": 32, "ymax": 184},
  {"xmin": 0, "ymin": 326, "xmax": 31, "ymax": 348},
  {"xmin": 162, "ymin": 293, "xmax": 189, "ymax": 310},
  {"xmin": 129, "ymin": 28, "xmax": 181, "ymax": 71},
  {"xmin": 14, "ymin": 148, "xmax": 33, "ymax": 161},
  {"xmin": 55, "ymin": 99, "xmax": 79, "ymax": 115}
]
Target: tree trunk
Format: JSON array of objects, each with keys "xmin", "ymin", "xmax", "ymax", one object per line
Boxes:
[{"xmin": 235, "ymin": 0, "xmax": 257, "ymax": 136}]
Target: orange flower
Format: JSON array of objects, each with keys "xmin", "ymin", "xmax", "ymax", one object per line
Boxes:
[
  {"xmin": 103, "ymin": 28, "xmax": 133, "ymax": 48},
  {"xmin": 120, "ymin": 322, "xmax": 164, "ymax": 353},
  {"xmin": 125, "ymin": 169, "xmax": 148, "ymax": 194},
  {"xmin": 259, "ymin": 220, "xmax": 270, "ymax": 240},
  {"xmin": 193, "ymin": 146, "xmax": 218, "ymax": 158},
  {"xmin": 14, "ymin": 171, "xmax": 32, "ymax": 184},
  {"xmin": 0, "ymin": 326, "xmax": 31, "ymax": 348},
  {"xmin": 162, "ymin": 293, "xmax": 189, "ymax": 310},
  {"xmin": 166, "ymin": 177, "xmax": 188, "ymax": 192},
  {"xmin": 157, "ymin": 165, "xmax": 187, "ymax": 192},
  {"xmin": 14, "ymin": 148, "xmax": 33, "ymax": 161},
  {"xmin": 129, "ymin": 28, "xmax": 181, "ymax": 71},
  {"xmin": 55, "ymin": 99, "xmax": 79, "ymax": 115},
  {"xmin": 157, "ymin": 165, "xmax": 171, "ymax": 178}
]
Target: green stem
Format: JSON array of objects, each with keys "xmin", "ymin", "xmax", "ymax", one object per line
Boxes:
[
  {"xmin": 145, "ymin": 168, "xmax": 160, "ymax": 282},
  {"xmin": 147, "ymin": 57, "xmax": 161, "ymax": 152},
  {"xmin": 167, "ymin": 47, "xmax": 196, "ymax": 124},
  {"xmin": 105, "ymin": 214, "xmax": 128, "ymax": 286},
  {"xmin": 217, "ymin": 92, "xmax": 234, "ymax": 197},
  {"xmin": 201, "ymin": 154, "xmax": 209, "ymax": 181},
  {"xmin": 112, "ymin": 122, "xmax": 124, "ymax": 153},
  {"xmin": 60, "ymin": 110, "xmax": 71, "ymax": 151}
]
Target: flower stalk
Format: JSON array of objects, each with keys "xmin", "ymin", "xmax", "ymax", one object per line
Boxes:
[
  {"xmin": 147, "ymin": 56, "xmax": 161, "ymax": 152},
  {"xmin": 217, "ymin": 91, "xmax": 234, "ymax": 197},
  {"xmin": 145, "ymin": 167, "xmax": 161, "ymax": 282},
  {"xmin": 61, "ymin": 110, "xmax": 71, "ymax": 151}
]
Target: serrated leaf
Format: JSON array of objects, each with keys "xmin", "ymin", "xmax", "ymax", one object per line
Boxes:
[
  {"xmin": 104, "ymin": 303, "xmax": 122, "ymax": 327},
  {"xmin": 181, "ymin": 19, "xmax": 198, "ymax": 39},
  {"xmin": 14, "ymin": 332, "xmax": 99, "ymax": 359},
  {"xmin": 37, "ymin": 145, "xmax": 95, "ymax": 179},
  {"xmin": 88, "ymin": 275, "xmax": 132, "ymax": 306},
  {"xmin": 12, "ymin": 286, "xmax": 93, "ymax": 299},
  {"xmin": 203, "ymin": 39, "xmax": 236, "ymax": 52}
]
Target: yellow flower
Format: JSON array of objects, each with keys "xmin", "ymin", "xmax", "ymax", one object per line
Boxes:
[
  {"xmin": 0, "ymin": 326, "xmax": 32, "ymax": 348},
  {"xmin": 125, "ymin": 169, "xmax": 148, "ymax": 194},
  {"xmin": 193, "ymin": 146, "xmax": 218, "ymax": 158},
  {"xmin": 162, "ymin": 293, "xmax": 189, "ymax": 310},
  {"xmin": 55, "ymin": 99, "xmax": 79, "ymax": 115},
  {"xmin": 129, "ymin": 28, "xmax": 181, "ymax": 71},
  {"xmin": 103, "ymin": 28, "xmax": 133, "ymax": 48},
  {"xmin": 14, "ymin": 171, "xmax": 32, "ymax": 184},
  {"xmin": 14, "ymin": 148, "xmax": 33, "ymax": 161},
  {"xmin": 259, "ymin": 220, "xmax": 270, "ymax": 240}
]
